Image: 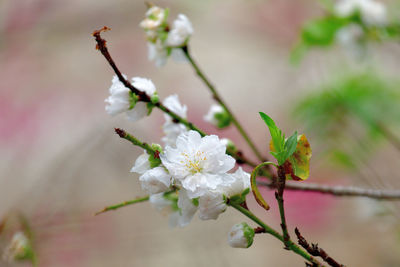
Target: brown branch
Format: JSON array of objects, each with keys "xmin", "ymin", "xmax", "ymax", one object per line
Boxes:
[
  {"xmin": 276, "ymin": 165, "xmax": 290, "ymax": 248},
  {"xmin": 257, "ymin": 180, "xmax": 400, "ymax": 200},
  {"xmin": 295, "ymin": 228, "xmax": 345, "ymax": 267},
  {"xmin": 92, "ymin": 27, "xmax": 151, "ymax": 102},
  {"xmin": 91, "ymin": 26, "xmax": 258, "ymax": 167}
]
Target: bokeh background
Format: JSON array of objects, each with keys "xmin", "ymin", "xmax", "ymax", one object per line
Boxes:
[{"xmin": 1, "ymin": 0, "xmax": 400, "ymax": 266}]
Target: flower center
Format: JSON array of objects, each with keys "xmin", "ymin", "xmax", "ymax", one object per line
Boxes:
[{"xmin": 180, "ymin": 151, "xmax": 207, "ymax": 174}]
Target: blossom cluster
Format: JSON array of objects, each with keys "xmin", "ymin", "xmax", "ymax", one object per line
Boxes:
[
  {"xmin": 140, "ymin": 5, "xmax": 193, "ymax": 67},
  {"xmin": 131, "ymin": 126, "xmax": 251, "ymax": 227},
  {"xmin": 102, "ymin": 5, "xmax": 254, "ymax": 248}
]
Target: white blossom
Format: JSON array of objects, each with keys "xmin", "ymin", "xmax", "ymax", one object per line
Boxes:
[
  {"xmin": 105, "ymin": 75, "xmax": 131, "ymax": 116},
  {"xmin": 105, "ymin": 76, "xmax": 157, "ymax": 122},
  {"xmin": 139, "ymin": 167, "xmax": 171, "ymax": 194},
  {"xmin": 130, "ymin": 151, "xmax": 151, "ymax": 174},
  {"xmin": 167, "ymin": 14, "xmax": 193, "ymax": 47},
  {"xmin": 228, "ymin": 223, "xmax": 255, "ymax": 248},
  {"xmin": 162, "ymin": 95, "xmax": 188, "ymax": 147},
  {"xmin": 197, "ymin": 167, "xmax": 250, "ymax": 220},
  {"xmin": 160, "ymin": 130, "xmax": 235, "ymax": 198},
  {"xmin": 140, "ymin": 6, "xmax": 166, "ymax": 31},
  {"xmin": 335, "ymin": 0, "xmax": 387, "ymax": 26},
  {"xmin": 148, "ymin": 40, "xmax": 168, "ymax": 67},
  {"xmin": 125, "ymin": 77, "xmax": 157, "ymax": 121}
]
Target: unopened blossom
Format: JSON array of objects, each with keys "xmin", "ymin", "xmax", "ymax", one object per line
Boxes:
[
  {"xmin": 228, "ymin": 222, "xmax": 255, "ymax": 248},
  {"xmin": 204, "ymin": 104, "xmax": 231, "ymax": 128},
  {"xmin": 139, "ymin": 166, "xmax": 172, "ymax": 194},
  {"xmin": 2, "ymin": 232, "xmax": 32, "ymax": 262},
  {"xmin": 105, "ymin": 76, "xmax": 157, "ymax": 121},
  {"xmin": 160, "ymin": 130, "xmax": 235, "ymax": 198},
  {"xmin": 140, "ymin": 6, "xmax": 166, "ymax": 31},
  {"xmin": 162, "ymin": 94, "xmax": 188, "ymax": 147},
  {"xmin": 166, "ymin": 14, "xmax": 194, "ymax": 47},
  {"xmin": 335, "ymin": 0, "xmax": 387, "ymax": 26}
]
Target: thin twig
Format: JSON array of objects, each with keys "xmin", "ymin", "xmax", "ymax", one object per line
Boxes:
[
  {"xmin": 257, "ymin": 180, "xmax": 400, "ymax": 200},
  {"xmin": 91, "ymin": 27, "xmax": 257, "ymax": 167},
  {"xmin": 295, "ymin": 228, "xmax": 344, "ymax": 267},
  {"xmin": 229, "ymin": 202, "xmax": 323, "ymax": 266},
  {"xmin": 95, "ymin": 196, "xmax": 150, "ymax": 216},
  {"xmin": 182, "ymin": 46, "xmax": 267, "ymax": 163},
  {"xmin": 276, "ymin": 165, "xmax": 290, "ymax": 248}
]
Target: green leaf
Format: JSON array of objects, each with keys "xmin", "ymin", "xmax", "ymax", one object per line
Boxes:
[
  {"xmin": 283, "ymin": 131, "xmax": 298, "ymax": 161},
  {"xmin": 259, "ymin": 112, "xmax": 285, "ymax": 162},
  {"xmin": 146, "ymin": 102, "xmax": 155, "ymax": 116},
  {"xmin": 301, "ymin": 16, "xmax": 345, "ymax": 46},
  {"xmin": 260, "ymin": 112, "xmax": 299, "ymax": 166}
]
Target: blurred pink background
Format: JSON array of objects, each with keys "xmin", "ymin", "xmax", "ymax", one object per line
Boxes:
[{"xmin": 1, "ymin": 0, "xmax": 400, "ymax": 266}]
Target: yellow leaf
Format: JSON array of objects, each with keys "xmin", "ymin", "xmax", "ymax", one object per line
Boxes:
[{"xmin": 288, "ymin": 134, "xmax": 312, "ymax": 180}]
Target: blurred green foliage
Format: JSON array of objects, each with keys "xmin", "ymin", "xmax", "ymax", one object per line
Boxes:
[
  {"xmin": 293, "ymin": 71, "xmax": 400, "ymax": 170},
  {"xmin": 291, "ymin": 4, "xmax": 400, "ymax": 63}
]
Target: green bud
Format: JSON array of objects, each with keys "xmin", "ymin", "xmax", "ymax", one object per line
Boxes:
[
  {"xmin": 148, "ymin": 143, "xmax": 162, "ymax": 168},
  {"xmin": 151, "ymin": 92, "xmax": 159, "ymax": 104}
]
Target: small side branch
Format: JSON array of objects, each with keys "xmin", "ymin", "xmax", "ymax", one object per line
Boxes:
[
  {"xmin": 295, "ymin": 228, "xmax": 344, "ymax": 267},
  {"xmin": 258, "ymin": 180, "xmax": 400, "ymax": 200},
  {"xmin": 95, "ymin": 196, "xmax": 150, "ymax": 216},
  {"xmin": 182, "ymin": 46, "xmax": 267, "ymax": 163},
  {"xmin": 276, "ymin": 166, "xmax": 290, "ymax": 248}
]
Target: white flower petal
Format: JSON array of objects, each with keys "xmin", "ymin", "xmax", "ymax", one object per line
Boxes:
[
  {"xmin": 130, "ymin": 151, "xmax": 151, "ymax": 174},
  {"xmin": 126, "ymin": 102, "xmax": 148, "ymax": 122},
  {"xmin": 139, "ymin": 167, "xmax": 171, "ymax": 195},
  {"xmin": 198, "ymin": 192, "xmax": 226, "ymax": 220},
  {"xmin": 177, "ymin": 189, "xmax": 198, "ymax": 227},
  {"xmin": 166, "ymin": 14, "xmax": 193, "ymax": 47}
]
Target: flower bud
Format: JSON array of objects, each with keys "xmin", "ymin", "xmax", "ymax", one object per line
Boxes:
[
  {"xmin": 140, "ymin": 6, "xmax": 167, "ymax": 31},
  {"xmin": 204, "ymin": 104, "xmax": 231, "ymax": 128},
  {"xmin": 228, "ymin": 222, "xmax": 255, "ymax": 248},
  {"xmin": 2, "ymin": 232, "xmax": 33, "ymax": 262}
]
